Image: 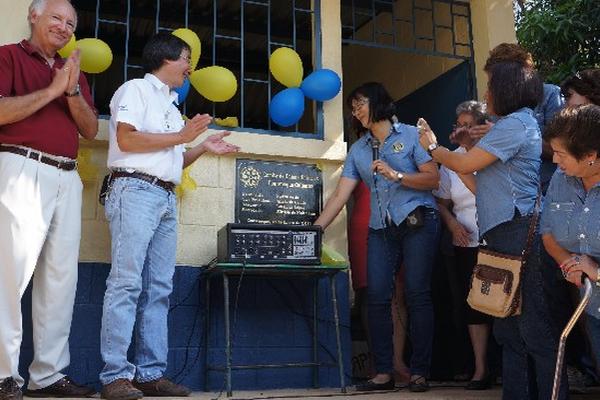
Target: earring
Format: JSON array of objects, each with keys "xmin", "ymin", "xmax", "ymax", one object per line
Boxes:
[{"xmin": 589, "ymin": 160, "xmax": 596, "ymax": 166}]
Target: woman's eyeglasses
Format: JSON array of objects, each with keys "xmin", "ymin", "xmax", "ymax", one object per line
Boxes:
[
  {"xmin": 351, "ymin": 99, "xmax": 369, "ymax": 115},
  {"xmin": 452, "ymin": 123, "xmax": 472, "ymax": 130}
]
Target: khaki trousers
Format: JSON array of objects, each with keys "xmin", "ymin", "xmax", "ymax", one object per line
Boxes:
[{"xmin": 0, "ymin": 151, "xmax": 81, "ymax": 389}]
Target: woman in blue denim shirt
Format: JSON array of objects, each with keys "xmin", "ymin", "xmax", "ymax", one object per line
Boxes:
[
  {"xmin": 315, "ymin": 82, "xmax": 440, "ymax": 392},
  {"xmin": 419, "ymin": 61, "xmax": 568, "ymax": 400},
  {"xmin": 541, "ymin": 104, "xmax": 600, "ymax": 377},
  {"xmin": 465, "ymin": 43, "xmax": 565, "ymax": 195}
]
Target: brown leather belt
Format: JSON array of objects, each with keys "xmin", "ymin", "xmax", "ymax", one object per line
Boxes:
[
  {"xmin": 111, "ymin": 170, "xmax": 176, "ymax": 193},
  {"xmin": 0, "ymin": 145, "xmax": 77, "ymax": 171}
]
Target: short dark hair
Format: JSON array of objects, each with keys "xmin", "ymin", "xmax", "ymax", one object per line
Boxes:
[
  {"xmin": 545, "ymin": 104, "xmax": 600, "ymax": 160},
  {"xmin": 560, "ymin": 69, "xmax": 600, "ymax": 106},
  {"xmin": 346, "ymin": 82, "xmax": 395, "ymax": 137},
  {"xmin": 488, "ymin": 61, "xmax": 543, "ymax": 116},
  {"xmin": 142, "ymin": 32, "xmax": 191, "ymax": 73}
]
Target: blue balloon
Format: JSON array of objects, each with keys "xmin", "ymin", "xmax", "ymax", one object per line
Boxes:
[
  {"xmin": 269, "ymin": 87, "xmax": 305, "ymax": 127},
  {"xmin": 173, "ymin": 78, "xmax": 190, "ymax": 104},
  {"xmin": 300, "ymin": 69, "xmax": 341, "ymax": 101}
]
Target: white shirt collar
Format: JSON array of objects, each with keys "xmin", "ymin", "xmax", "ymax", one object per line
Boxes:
[{"xmin": 144, "ymin": 73, "xmax": 179, "ymax": 104}]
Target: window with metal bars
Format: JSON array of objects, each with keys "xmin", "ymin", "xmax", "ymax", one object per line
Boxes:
[
  {"xmin": 341, "ymin": 0, "xmax": 474, "ymax": 61},
  {"xmin": 72, "ymin": 0, "xmax": 322, "ymax": 138}
]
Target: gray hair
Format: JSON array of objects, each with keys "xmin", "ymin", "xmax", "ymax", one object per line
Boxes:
[
  {"xmin": 455, "ymin": 100, "xmax": 487, "ymax": 124},
  {"xmin": 28, "ymin": 0, "xmax": 47, "ymax": 20},
  {"xmin": 28, "ymin": 0, "xmax": 76, "ymax": 28}
]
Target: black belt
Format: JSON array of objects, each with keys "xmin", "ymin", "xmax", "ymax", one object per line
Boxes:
[
  {"xmin": 111, "ymin": 171, "xmax": 176, "ymax": 193},
  {"xmin": 0, "ymin": 145, "xmax": 77, "ymax": 171}
]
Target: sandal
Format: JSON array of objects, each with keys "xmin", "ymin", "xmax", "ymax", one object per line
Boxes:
[{"xmin": 408, "ymin": 375, "xmax": 429, "ymax": 393}]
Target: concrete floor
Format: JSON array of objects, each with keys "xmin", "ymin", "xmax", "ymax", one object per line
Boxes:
[
  {"xmin": 195, "ymin": 384, "xmax": 596, "ymax": 400},
  {"xmin": 24, "ymin": 385, "xmax": 600, "ymax": 400},
  {"xmin": 193, "ymin": 386, "xmax": 600, "ymax": 400},
  {"xmin": 187, "ymin": 388, "xmax": 504, "ymax": 400}
]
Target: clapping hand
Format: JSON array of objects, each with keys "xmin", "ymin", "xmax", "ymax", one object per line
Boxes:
[
  {"xmin": 180, "ymin": 113, "xmax": 212, "ymax": 143},
  {"xmin": 201, "ymin": 131, "xmax": 240, "ymax": 155},
  {"xmin": 450, "ymin": 126, "xmax": 473, "ymax": 147},
  {"xmin": 49, "ymin": 56, "xmax": 75, "ymax": 98},
  {"xmin": 65, "ymin": 49, "xmax": 81, "ymax": 95},
  {"xmin": 468, "ymin": 121, "xmax": 494, "ymax": 140}
]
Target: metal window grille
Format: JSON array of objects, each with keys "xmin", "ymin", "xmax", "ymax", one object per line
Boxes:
[
  {"xmin": 72, "ymin": 0, "xmax": 322, "ymax": 138},
  {"xmin": 341, "ymin": 0, "xmax": 474, "ymax": 60}
]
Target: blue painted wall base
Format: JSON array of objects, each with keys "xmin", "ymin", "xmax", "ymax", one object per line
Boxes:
[{"xmin": 18, "ymin": 263, "xmax": 351, "ymax": 391}]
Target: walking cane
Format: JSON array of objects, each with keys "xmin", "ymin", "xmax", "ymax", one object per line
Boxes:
[{"xmin": 551, "ymin": 277, "xmax": 593, "ymax": 400}]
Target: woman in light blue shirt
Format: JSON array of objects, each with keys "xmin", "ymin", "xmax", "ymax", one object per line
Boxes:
[
  {"xmin": 315, "ymin": 82, "xmax": 440, "ymax": 392},
  {"xmin": 419, "ymin": 61, "xmax": 568, "ymax": 400},
  {"xmin": 541, "ymin": 104, "xmax": 600, "ymax": 376}
]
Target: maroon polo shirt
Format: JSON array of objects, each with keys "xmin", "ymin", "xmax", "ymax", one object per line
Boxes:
[{"xmin": 0, "ymin": 40, "xmax": 97, "ymax": 158}]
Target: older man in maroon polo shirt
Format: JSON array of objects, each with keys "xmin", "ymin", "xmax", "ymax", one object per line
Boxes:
[{"xmin": 0, "ymin": 0, "xmax": 98, "ymax": 399}]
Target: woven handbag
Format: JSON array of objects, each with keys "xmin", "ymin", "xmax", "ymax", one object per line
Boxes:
[{"xmin": 467, "ymin": 196, "xmax": 540, "ymax": 318}]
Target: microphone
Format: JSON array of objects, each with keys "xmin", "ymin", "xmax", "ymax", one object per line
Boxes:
[{"xmin": 371, "ymin": 138, "xmax": 380, "ymax": 175}]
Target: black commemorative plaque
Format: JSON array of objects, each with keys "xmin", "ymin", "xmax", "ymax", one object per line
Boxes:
[{"xmin": 235, "ymin": 159, "xmax": 322, "ymax": 225}]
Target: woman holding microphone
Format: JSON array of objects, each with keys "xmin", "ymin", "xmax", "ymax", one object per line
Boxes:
[{"xmin": 315, "ymin": 82, "xmax": 440, "ymax": 392}]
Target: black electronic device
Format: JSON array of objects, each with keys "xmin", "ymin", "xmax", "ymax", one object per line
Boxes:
[{"xmin": 217, "ymin": 223, "xmax": 322, "ymax": 265}]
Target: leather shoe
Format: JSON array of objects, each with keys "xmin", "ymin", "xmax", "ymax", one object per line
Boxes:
[
  {"xmin": 466, "ymin": 376, "xmax": 492, "ymax": 390},
  {"xmin": 0, "ymin": 378, "xmax": 22, "ymax": 400},
  {"xmin": 133, "ymin": 377, "xmax": 191, "ymax": 397},
  {"xmin": 356, "ymin": 379, "xmax": 395, "ymax": 391},
  {"xmin": 101, "ymin": 379, "xmax": 143, "ymax": 400},
  {"xmin": 24, "ymin": 376, "xmax": 95, "ymax": 398}
]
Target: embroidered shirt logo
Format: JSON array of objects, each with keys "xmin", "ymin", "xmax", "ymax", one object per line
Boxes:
[{"xmin": 392, "ymin": 142, "xmax": 404, "ymax": 152}]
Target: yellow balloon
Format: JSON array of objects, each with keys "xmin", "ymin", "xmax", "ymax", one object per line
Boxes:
[
  {"xmin": 172, "ymin": 28, "xmax": 201, "ymax": 70},
  {"xmin": 58, "ymin": 34, "xmax": 76, "ymax": 58},
  {"xmin": 175, "ymin": 166, "xmax": 197, "ymax": 198},
  {"xmin": 214, "ymin": 116, "xmax": 239, "ymax": 127},
  {"xmin": 189, "ymin": 66, "xmax": 237, "ymax": 102},
  {"xmin": 77, "ymin": 38, "xmax": 113, "ymax": 74},
  {"xmin": 269, "ymin": 47, "xmax": 303, "ymax": 88}
]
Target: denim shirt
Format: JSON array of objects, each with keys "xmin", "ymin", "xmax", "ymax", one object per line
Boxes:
[
  {"xmin": 540, "ymin": 170, "xmax": 600, "ymax": 318},
  {"xmin": 537, "ymin": 84, "xmax": 565, "ymax": 189},
  {"xmin": 475, "ymin": 108, "xmax": 541, "ymax": 237},
  {"xmin": 342, "ymin": 121, "xmax": 437, "ymax": 229},
  {"xmin": 535, "ymin": 84, "xmax": 564, "ymax": 134}
]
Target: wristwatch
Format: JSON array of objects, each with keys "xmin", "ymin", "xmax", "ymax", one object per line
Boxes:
[
  {"xmin": 65, "ymin": 83, "xmax": 81, "ymax": 97},
  {"xmin": 395, "ymin": 171, "xmax": 404, "ymax": 183},
  {"xmin": 427, "ymin": 142, "xmax": 439, "ymax": 155}
]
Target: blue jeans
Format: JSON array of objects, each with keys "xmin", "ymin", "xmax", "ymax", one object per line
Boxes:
[
  {"xmin": 366, "ymin": 208, "xmax": 440, "ymax": 377},
  {"xmin": 485, "ymin": 214, "xmax": 568, "ymax": 400},
  {"xmin": 100, "ymin": 177, "xmax": 178, "ymax": 385},
  {"xmin": 586, "ymin": 315, "xmax": 600, "ymax": 378}
]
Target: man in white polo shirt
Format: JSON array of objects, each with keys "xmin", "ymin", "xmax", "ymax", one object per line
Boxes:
[{"xmin": 99, "ymin": 32, "xmax": 239, "ymax": 400}]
